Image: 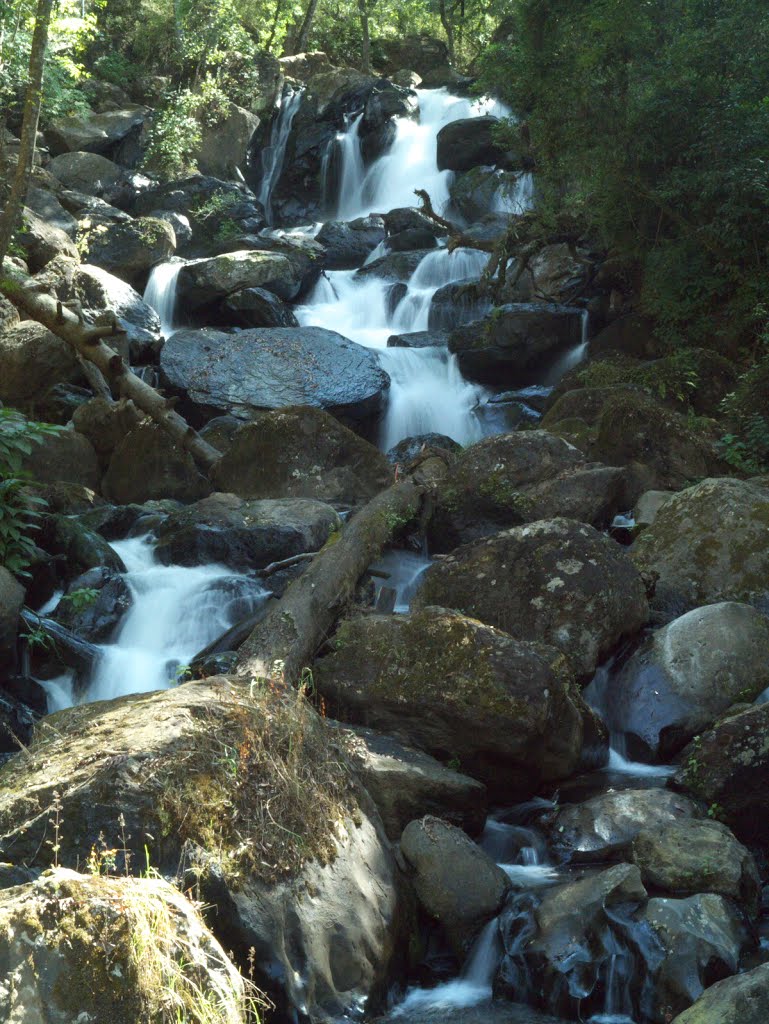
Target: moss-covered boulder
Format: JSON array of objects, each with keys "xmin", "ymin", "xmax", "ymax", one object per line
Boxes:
[
  {"xmin": 430, "ymin": 431, "xmax": 628, "ymax": 551},
  {"xmin": 631, "ymin": 478, "xmax": 769, "ymax": 615},
  {"xmin": 631, "ymin": 819, "xmax": 760, "ymax": 916},
  {"xmin": 102, "ymin": 419, "xmax": 212, "ymax": 504},
  {"xmin": 0, "ymin": 320, "xmax": 81, "ymax": 407},
  {"xmin": 413, "ymin": 519, "xmax": 649, "ymax": 678},
  {"xmin": 0, "ymin": 680, "xmax": 402, "ymax": 1020},
  {"xmin": 177, "ymin": 249, "xmax": 300, "ymax": 306},
  {"xmin": 81, "ymin": 216, "xmax": 176, "ymax": 287},
  {"xmin": 211, "ymin": 406, "xmax": 393, "ymax": 506},
  {"xmin": 674, "ymin": 703, "xmax": 769, "ymax": 846},
  {"xmin": 314, "ymin": 607, "xmax": 593, "ymax": 797},
  {"xmin": 154, "ymin": 491, "xmax": 341, "ymax": 570},
  {"xmin": 40, "ymin": 512, "xmax": 126, "ymax": 579},
  {"xmin": 0, "ymin": 869, "xmax": 247, "ymax": 1024},
  {"xmin": 0, "ymin": 569, "xmax": 24, "ymax": 676},
  {"xmin": 671, "ymin": 963, "xmax": 769, "ymax": 1024}
]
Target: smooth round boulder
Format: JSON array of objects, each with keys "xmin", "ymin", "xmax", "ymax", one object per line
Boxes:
[
  {"xmin": 430, "ymin": 431, "xmax": 628, "ymax": 551},
  {"xmin": 81, "ymin": 216, "xmax": 176, "ymax": 288},
  {"xmin": 220, "ymin": 286, "xmax": 298, "ymax": 328},
  {"xmin": 44, "ymin": 106, "xmax": 149, "ymax": 155},
  {"xmin": 46, "ymin": 151, "xmax": 123, "ymax": 194},
  {"xmin": 436, "ymin": 115, "xmax": 515, "ymax": 172},
  {"xmin": 16, "ymin": 206, "xmax": 78, "ymax": 271},
  {"xmin": 316, "ymin": 216, "xmax": 386, "ymax": 269},
  {"xmin": 0, "ymin": 320, "xmax": 81, "ymax": 405},
  {"xmin": 177, "ymin": 249, "xmax": 299, "ymax": 307},
  {"xmin": 71, "ymin": 263, "xmax": 162, "ymax": 361},
  {"xmin": 211, "ymin": 406, "xmax": 393, "ymax": 504},
  {"xmin": 671, "ymin": 963, "xmax": 769, "ymax": 1024},
  {"xmin": 400, "ymin": 816, "xmax": 510, "ymax": 953},
  {"xmin": 598, "ymin": 602, "xmax": 769, "ymax": 759},
  {"xmin": 631, "ymin": 478, "xmax": 769, "ymax": 615},
  {"xmin": 154, "ymin": 492, "xmax": 341, "ymax": 570},
  {"xmin": 314, "ymin": 607, "xmax": 591, "ymax": 797},
  {"xmin": 413, "ymin": 519, "xmax": 649, "ymax": 679},
  {"xmin": 160, "ymin": 327, "xmax": 390, "ymax": 427}
]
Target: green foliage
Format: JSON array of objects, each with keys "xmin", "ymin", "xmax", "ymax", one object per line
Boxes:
[
  {"xmin": 143, "ymin": 91, "xmax": 203, "ymax": 178},
  {"xmin": 61, "ymin": 587, "xmax": 100, "ymax": 614},
  {"xmin": 0, "ymin": 408, "xmax": 61, "ymax": 578},
  {"xmin": 719, "ymin": 353, "xmax": 769, "ymax": 473}
]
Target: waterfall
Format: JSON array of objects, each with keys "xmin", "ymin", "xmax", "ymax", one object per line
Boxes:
[
  {"xmin": 258, "ymin": 86, "xmax": 303, "ymax": 224},
  {"xmin": 494, "ymin": 171, "xmax": 535, "ymax": 216},
  {"xmin": 143, "ymin": 260, "xmax": 184, "ymax": 338},
  {"xmin": 335, "ymin": 111, "xmax": 367, "ymax": 220}
]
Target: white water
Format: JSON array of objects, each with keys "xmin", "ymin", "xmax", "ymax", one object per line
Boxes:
[
  {"xmin": 369, "ymin": 550, "xmax": 431, "ymax": 612},
  {"xmin": 335, "ymin": 112, "xmax": 367, "ymax": 220},
  {"xmin": 143, "ymin": 260, "xmax": 184, "ymax": 337},
  {"xmin": 258, "ymin": 87, "xmax": 303, "ymax": 224},
  {"xmin": 607, "ymin": 745, "xmax": 675, "ymax": 779},
  {"xmin": 494, "ymin": 171, "xmax": 535, "ymax": 216}
]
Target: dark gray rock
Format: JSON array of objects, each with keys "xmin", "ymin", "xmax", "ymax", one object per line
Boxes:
[
  {"xmin": 316, "ymin": 216, "xmax": 386, "ymax": 269},
  {"xmin": 386, "ymin": 330, "xmax": 449, "ymax": 348},
  {"xmin": 220, "ymin": 287, "xmax": 298, "ymax": 328},
  {"xmin": 54, "ymin": 566, "xmax": 132, "ymax": 644},
  {"xmin": 437, "ymin": 116, "xmax": 518, "ymax": 172},
  {"xmin": 386, "ymin": 433, "xmax": 460, "ymax": 465}
]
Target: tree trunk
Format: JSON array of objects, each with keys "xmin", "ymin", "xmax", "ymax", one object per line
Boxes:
[
  {"xmin": 294, "ymin": 0, "xmax": 320, "ymax": 55},
  {"xmin": 0, "ymin": 266, "xmax": 222, "ymax": 472},
  {"xmin": 439, "ymin": 0, "xmax": 456, "ymax": 64},
  {"xmin": 358, "ymin": 0, "xmax": 371, "ymax": 74},
  {"xmin": 236, "ymin": 455, "xmax": 448, "ymax": 684},
  {"xmin": 0, "ymin": 0, "xmax": 54, "ymax": 267}
]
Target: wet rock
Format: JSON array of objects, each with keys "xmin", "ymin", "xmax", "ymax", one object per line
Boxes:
[
  {"xmin": 401, "ymin": 816, "xmax": 510, "ymax": 953},
  {"xmin": 356, "ymin": 248, "xmax": 435, "ymax": 282},
  {"xmin": 154, "ymin": 492, "xmax": 340, "ymax": 570},
  {"xmin": 387, "ymin": 330, "xmax": 449, "ymax": 348},
  {"xmin": 449, "ymin": 304, "xmax": 583, "ymax": 385},
  {"xmin": 632, "ymin": 819, "xmax": 760, "ymax": 916},
  {"xmin": 220, "ymin": 286, "xmax": 298, "ymax": 327},
  {"xmin": 429, "ymin": 431, "xmax": 628, "ymax": 551},
  {"xmin": 39, "ymin": 514, "xmax": 126, "ymax": 578},
  {"xmin": 375, "ymin": 1004, "xmax": 571, "ymax": 1024},
  {"xmin": 54, "ymin": 566, "xmax": 132, "ymax": 644},
  {"xmin": 631, "ymin": 478, "xmax": 769, "ymax": 615},
  {"xmin": 386, "ymin": 432, "xmax": 461, "ymax": 465},
  {"xmin": 387, "ymin": 227, "xmax": 438, "ymax": 252},
  {"xmin": 361, "ymin": 84, "xmax": 418, "ymax": 161},
  {"xmin": 0, "ymin": 680, "xmax": 402, "ymax": 1021},
  {"xmin": 177, "ymin": 249, "xmax": 299, "ymax": 307},
  {"xmin": 505, "ymin": 243, "xmax": 593, "ymax": 306},
  {"xmin": 414, "ymin": 519, "xmax": 649, "ymax": 679},
  {"xmin": 548, "ymin": 788, "xmax": 701, "ymax": 862},
  {"xmin": 675, "ymin": 703, "xmax": 769, "ymax": 846},
  {"xmin": 382, "ymin": 207, "xmax": 441, "ymax": 237},
  {"xmin": 211, "ymin": 406, "xmax": 392, "ymax": 505},
  {"xmin": 102, "ymin": 420, "xmax": 212, "ymax": 504},
  {"xmin": 429, "ymin": 280, "xmax": 492, "ymax": 330},
  {"xmin": 340, "ymin": 724, "xmax": 487, "ymax": 839},
  {"xmin": 0, "ymin": 320, "xmax": 81, "ymax": 406},
  {"xmin": 15, "ymin": 206, "xmax": 78, "ymax": 271},
  {"xmin": 600, "ymin": 602, "xmax": 769, "ymax": 759},
  {"xmin": 161, "ymin": 327, "xmax": 390, "ymax": 427},
  {"xmin": 317, "ymin": 216, "xmax": 386, "ymax": 269},
  {"xmin": 670, "ymin": 962, "xmax": 769, "ymax": 1023},
  {"xmin": 314, "ymin": 607, "xmax": 590, "ymax": 797},
  {"xmin": 449, "ymin": 166, "xmax": 522, "ymax": 222},
  {"xmin": 81, "ymin": 216, "xmax": 176, "ymax": 288},
  {"xmin": 437, "ymin": 116, "xmax": 518, "ymax": 172},
  {"xmin": 0, "ymin": 869, "xmax": 247, "ymax": 1022},
  {"xmin": 46, "ymin": 151, "xmax": 124, "ymax": 194},
  {"xmin": 640, "ymin": 894, "xmax": 747, "ymax": 1022},
  {"xmin": 67, "ymin": 263, "xmax": 162, "ymax": 361},
  {"xmin": 0, "ymin": 569, "xmax": 24, "ymax": 676}
]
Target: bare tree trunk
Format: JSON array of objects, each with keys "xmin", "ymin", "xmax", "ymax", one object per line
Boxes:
[
  {"xmin": 0, "ymin": 0, "xmax": 53, "ymax": 267},
  {"xmin": 358, "ymin": 0, "xmax": 371, "ymax": 74},
  {"xmin": 0, "ymin": 266, "xmax": 222, "ymax": 471},
  {"xmin": 236, "ymin": 455, "xmax": 448, "ymax": 684},
  {"xmin": 294, "ymin": 0, "xmax": 320, "ymax": 55},
  {"xmin": 439, "ymin": 0, "xmax": 456, "ymax": 64}
]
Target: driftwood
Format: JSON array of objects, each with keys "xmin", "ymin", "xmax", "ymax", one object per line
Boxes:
[
  {"xmin": 236, "ymin": 454, "xmax": 448, "ymax": 684},
  {"xmin": 0, "ymin": 265, "xmax": 221, "ymax": 472}
]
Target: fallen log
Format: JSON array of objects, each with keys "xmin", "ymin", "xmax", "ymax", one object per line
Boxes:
[
  {"xmin": 0, "ymin": 264, "xmax": 221, "ymax": 472},
  {"xmin": 236, "ymin": 454, "xmax": 448, "ymax": 685}
]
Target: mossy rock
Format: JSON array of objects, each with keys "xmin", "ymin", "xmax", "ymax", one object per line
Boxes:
[
  {"xmin": 315, "ymin": 606, "xmax": 594, "ymax": 798},
  {"xmin": 670, "ymin": 963, "xmax": 769, "ymax": 1024}
]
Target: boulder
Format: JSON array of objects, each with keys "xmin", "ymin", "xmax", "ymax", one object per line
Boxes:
[
  {"xmin": 44, "ymin": 106, "xmax": 149, "ymax": 156},
  {"xmin": 631, "ymin": 819, "xmax": 760, "ymax": 915},
  {"xmin": 194, "ymin": 101, "xmax": 260, "ymax": 179},
  {"xmin": 382, "ymin": 207, "xmax": 441, "ymax": 238},
  {"xmin": 449, "ymin": 166, "xmax": 522, "ymax": 223},
  {"xmin": 102, "ymin": 420, "xmax": 212, "ymax": 504},
  {"xmin": 69, "ymin": 263, "xmax": 162, "ymax": 362},
  {"xmin": 414, "ymin": 519, "xmax": 649, "ymax": 679},
  {"xmin": 211, "ymin": 406, "xmax": 392, "ymax": 504},
  {"xmin": 675, "ymin": 703, "xmax": 769, "ymax": 846},
  {"xmin": 53, "ymin": 566, "xmax": 132, "ymax": 644},
  {"xmin": 429, "ymin": 281, "xmax": 491, "ymax": 331},
  {"xmin": 430, "ymin": 431, "xmax": 628, "ymax": 551},
  {"xmin": 0, "ymin": 869, "xmax": 247, "ymax": 1024},
  {"xmin": 387, "ymin": 227, "xmax": 438, "ymax": 253},
  {"xmin": 386, "ymin": 330, "xmax": 448, "ymax": 349},
  {"xmin": 81, "ymin": 216, "xmax": 176, "ymax": 287},
  {"xmin": 314, "ymin": 608, "xmax": 591, "ymax": 797},
  {"xmin": 671, "ymin": 963, "xmax": 769, "ymax": 1024},
  {"xmin": 599, "ymin": 602, "xmax": 769, "ymax": 759},
  {"xmin": 0, "ymin": 679, "xmax": 402, "ymax": 1021},
  {"xmin": 59, "ymin": 187, "xmax": 132, "ymax": 224},
  {"xmin": 0, "ymin": 568, "xmax": 24, "ymax": 675},
  {"xmin": 25, "ymin": 185, "xmax": 78, "ymax": 238},
  {"xmin": 177, "ymin": 249, "xmax": 300, "ymax": 307},
  {"xmin": 505, "ymin": 243, "xmax": 593, "ymax": 306},
  {"xmin": 160, "ymin": 327, "xmax": 390, "ymax": 427},
  {"xmin": 386, "ymin": 432, "xmax": 460, "ymax": 465},
  {"xmin": 72, "ymin": 397, "xmax": 143, "ymax": 465},
  {"xmin": 342, "ymin": 725, "xmax": 487, "ymax": 839},
  {"xmin": 634, "ymin": 489, "xmax": 675, "ymax": 530},
  {"xmin": 356, "ymin": 248, "xmax": 434, "ymax": 283},
  {"xmin": 631, "ymin": 478, "xmax": 769, "ymax": 615},
  {"xmin": 153, "ymin": 492, "xmax": 341, "ymax": 570},
  {"xmin": 448, "ymin": 304, "xmax": 583, "ymax": 384},
  {"xmin": 0, "ymin": 295, "xmax": 19, "ymax": 332},
  {"xmin": 546, "ymin": 789, "xmax": 701, "ymax": 862},
  {"xmin": 39, "ymin": 513, "xmax": 126, "ymax": 579},
  {"xmin": 0, "ymin": 320, "xmax": 81, "ymax": 406},
  {"xmin": 20, "ymin": 427, "xmax": 100, "ymax": 491},
  {"xmin": 220, "ymin": 286, "xmax": 298, "ymax": 327},
  {"xmin": 437, "ymin": 116, "xmax": 521, "ymax": 172},
  {"xmin": 15, "ymin": 206, "xmax": 78, "ymax": 271},
  {"xmin": 400, "ymin": 816, "xmax": 510, "ymax": 953},
  {"xmin": 317, "ymin": 216, "xmax": 386, "ymax": 269},
  {"xmin": 377, "ymin": 34, "xmax": 450, "ymax": 77},
  {"xmin": 639, "ymin": 894, "xmax": 746, "ymax": 1022},
  {"xmin": 46, "ymin": 151, "xmax": 124, "ymax": 194},
  {"xmin": 361, "ymin": 84, "xmax": 418, "ymax": 162}
]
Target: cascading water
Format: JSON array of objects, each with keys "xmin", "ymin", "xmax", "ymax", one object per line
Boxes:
[
  {"xmin": 258, "ymin": 86, "xmax": 303, "ymax": 224},
  {"xmin": 335, "ymin": 112, "xmax": 367, "ymax": 220},
  {"xmin": 494, "ymin": 171, "xmax": 535, "ymax": 216},
  {"xmin": 143, "ymin": 260, "xmax": 184, "ymax": 337}
]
